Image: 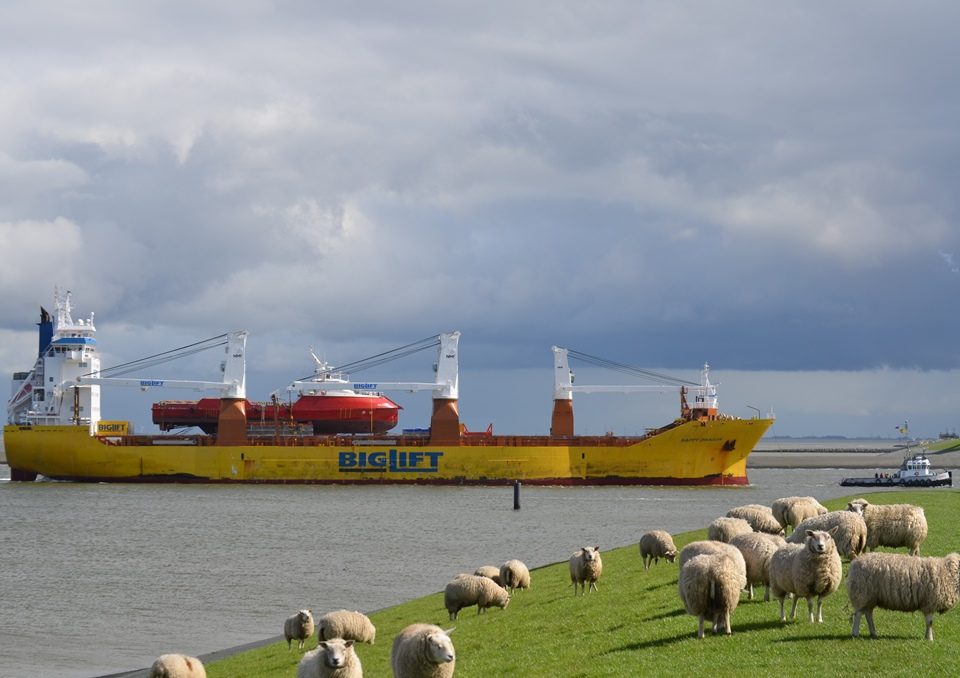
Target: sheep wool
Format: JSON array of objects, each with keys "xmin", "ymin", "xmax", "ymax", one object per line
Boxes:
[
  {"xmin": 639, "ymin": 530, "xmax": 678, "ymax": 570},
  {"xmin": 787, "ymin": 510, "xmax": 867, "ymax": 560},
  {"xmin": 444, "ymin": 574, "xmax": 510, "ymax": 620},
  {"xmin": 848, "ymin": 551, "xmax": 960, "ymax": 640},
  {"xmin": 317, "ymin": 610, "xmax": 377, "ymax": 645},
  {"xmin": 297, "ymin": 638, "xmax": 362, "ymax": 678},
  {"xmin": 499, "ymin": 559, "xmax": 531, "ymax": 592},
  {"xmin": 707, "ymin": 517, "xmax": 753, "ymax": 543},
  {"xmin": 769, "ymin": 529, "xmax": 842, "ymax": 623},
  {"xmin": 473, "ymin": 565, "xmax": 505, "ymax": 587},
  {"xmin": 148, "ymin": 654, "xmax": 207, "ymax": 678},
  {"xmin": 390, "ymin": 623, "xmax": 455, "ymax": 678},
  {"xmin": 771, "ymin": 496, "xmax": 828, "ymax": 533},
  {"xmin": 678, "ymin": 552, "xmax": 746, "ymax": 639},
  {"xmin": 569, "ymin": 546, "xmax": 603, "ymax": 594},
  {"xmin": 285, "ymin": 609, "xmax": 316, "ymax": 650},
  {"xmin": 679, "ymin": 540, "xmax": 747, "ymax": 580},
  {"xmin": 728, "ymin": 532, "xmax": 786, "ymax": 601},
  {"xmin": 726, "ymin": 505, "xmax": 784, "ymax": 536},
  {"xmin": 846, "ymin": 498, "xmax": 928, "ymax": 555}
]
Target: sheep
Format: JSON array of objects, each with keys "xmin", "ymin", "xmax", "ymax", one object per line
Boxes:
[
  {"xmin": 787, "ymin": 510, "xmax": 867, "ymax": 560},
  {"xmin": 443, "ymin": 574, "xmax": 510, "ymax": 620},
  {"xmin": 848, "ymin": 552, "xmax": 960, "ymax": 641},
  {"xmin": 771, "ymin": 496, "xmax": 828, "ymax": 533},
  {"xmin": 679, "ymin": 540, "xmax": 747, "ymax": 579},
  {"xmin": 297, "ymin": 638, "xmax": 362, "ymax": 678},
  {"xmin": 678, "ymin": 552, "xmax": 747, "ymax": 638},
  {"xmin": 285, "ymin": 609, "xmax": 316, "ymax": 650},
  {"xmin": 728, "ymin": 532, "xmax": 787, "ymax": 601},
  {"xmin": 726, "ymin": 504, "xmax": 785, "ymax": 536},
  {"xmin": 317, "ymin": 610, "xmax": 377, "ymax": 645},
  {"xmin": 768, "ymin": 528, "xmax": 842, "ymax": 623},
  {"xmin": 473, "ymin": 565, "xmax": 505, "ymax": 587},
  {"xmin": 499, "ymin": 559, "xmax": 531, "ymax": 592},
  {"xmin": 639, "ymin": 530, "xmax": 677, "ymax": 569},
  {"xmin": 148, "ymin": 654, "xmax": 206, "ymax": 678},
  {"xmin": 390, "ymin": 623, "xmax": 455, "ymax": 678},
  {"xmin": 707, "ymin": 517, "xmax": 753, "ymax": 543},
  {"xmin": 569, "ymin": 546, "xmax": 603, "ymax": 594},
  {"xmin": 846, "ymin": 498, "xmax": 928, "ymax": 555}
]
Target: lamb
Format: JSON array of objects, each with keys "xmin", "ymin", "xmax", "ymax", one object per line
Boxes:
[
  {"xmin": 499, "ymin": 559, "xmax": 531, "ymax": 592},
  {"xmin": 729, "ymin": 532, "xmax": 787, "ymax": 601},
  {"xmin": 297, "ymin": 638, "xmax": 362, "ymax": 678},
  {"xmin": 678, "ymin": 552, "xmax": 747, "ymax": 638},
  {"xmin": 317, "ymin": 610, "xmax": 377, "ymax": 645},
  {"xmin": 639, "ymin": 530, "xmax": 677, "ymax": 569},
  {"xmin": 473, "ymin": 565, "xmax": 505, "ymax": 587},
  {"xmin": 148, "ymin": 654, "xmax": 207, "ymax": 678},
  {"xmin": 848, "ymin": 552, "xmax": 960, "ymax": 640},
  {"xmin": 569, "ymin": 546, "xmax": 603, "ymax": 594},
  {"xmin": 707, "ymin": 517, "xmax": 753, "ymax": 543},
  {"xmin": 787, "ymin": 510, "xmax": 867, "ymax": 560},
  {"xmin": 846, "ymin": 498, "xmax": 928, "ymax": 555},
  {"xmin": 768, "ymin": 528, "xmax": 842, "ymax": 623},
  {"xmin": 444, "ymin": 574, "xmax": 510, "ymax": 619},
  {"xmin": 771, "ymin": 496, "xmax": 828, "ymax": 533},
  {"xmin": 726, "ymin": 504, "xmax": 785, "ymax": 536},
  {"xmin": 390, "ymin": 623, "xmax": 455, "ymax": 678},
  {"xmin": 285, "ymin": 609, "xmax": 316, "ymax": 650}
]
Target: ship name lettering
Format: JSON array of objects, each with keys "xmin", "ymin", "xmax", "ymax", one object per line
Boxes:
[
  {"xmin": 353, "ymin": 383, "xmax": 377, "ymax": 389},
  {"xmin": 140, "ymin": 379, "xmax": 164, "ymax": 387},
  {"xmin": 338, "ymin": 449, "xmax": 443, "ymax": 473}
]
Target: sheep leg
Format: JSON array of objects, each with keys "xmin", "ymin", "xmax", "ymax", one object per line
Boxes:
[
  {"xmin": 589, "ymin": 581, "xmax": 599, "ymax": 593},
  {"xmin": 697, "ymin": 616, "xmax": 705, "ymax": 639},
  {"xmin": 747, "ymin": 583, "xmax": 754, "ymax": 600},
  {"xmin": 720, "ymin": 610, "xmax": 731, "ymax": 635},
  {"xmin": 925, "ymin": 613, "xmax": 935, "ymax": 641},
  {"xmin": 852, "ymin": 610, "xmax": 862, "ymax": 637},
  {"xmin": 777, "ymin": 597, "xmax": 786, "ymax": 622},
  {"xmin": 789, "ymin": 596, "xmax": 799, "ymax": 620},
  {"xmin": 763, "ymin": 585, "xmax": 770, "ymax": 602},
  {"xmin": 865, "ymin": 609, "xmax": 877, "ymax": 638},
  {"xmin": 816, "ymin": 596, "xmax": 824, "ymax": 623}
]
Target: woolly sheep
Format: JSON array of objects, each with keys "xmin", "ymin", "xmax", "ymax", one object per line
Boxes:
[
  {"xmin": 707, "ymin": 517, "xmax": 753, "ymax": 543},
  {"xmin": 297, "ymin": 638, "xmax": 362, "ymax": 678},
  {"xmin": 771, "ymin": 496, "xmax": 828, "ymax": 533},
  {"xmin": 846, "ymin": 498, "xmax": 928, "ymax": 555},
  {"xmin": 500, "ymin": 559, "xmax": 531, "ymax": 592},
  {"xmin": 390, "ymin": 623, "xmax": 455, "ymax": 678},
  {"xmin": 444, "ymin": 574, "xmax": 510, "ymax": 620},
  {"xmin": 569, "ymin": 546, "xmax": 603, "ymax": 594},
  {"xmin": 678, "ymin": 553, "xmax": 747, "ymax": 638},
  {"xmin": 639, "ymin": 530, "xmax": 677, "ymax": 569},
  {"xmin": 148, "ymin": 654, "xmax": 206, "ymax": 678},
  {"xmin": 679, "ymin": 540, "xmax": 747, "ymax": 579},
  {"xmin": 728, "ymin": 532, "xmax": 787, "ymax": 601},
  {"xmin": 726, "ymin": 505, "xmax": 785, "ymax": 536},
  {"xmin": 768, "ymin": 528, "xmax": 842, "ymax": 623},
  {"xmin": 787, "ymin": 510, "xmax": 867, "ymax": 560},
  {"xmin": 285, "ymin": 609, "xmax": 316, "ymax": 650},
  {"xmin": 317, "ymin": 610, "xmax": 377, "ymax": 645},
  {"xmin": 473, "ymin": 565, "xmax": 505, "ymax": 587},
  {"xmin": 848, "ymin": 552, "xmax": 960, "ymax": 640}
]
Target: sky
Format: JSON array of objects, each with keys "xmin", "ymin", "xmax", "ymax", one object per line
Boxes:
[{"xmin": 2, "ymin": 1, "xmax": 960, "ymax": 440}]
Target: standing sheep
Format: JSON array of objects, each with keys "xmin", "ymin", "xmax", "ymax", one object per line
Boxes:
[
  {"xmin": 846, "ymin": 498, "xmax": 928, "ymax": 555},
  {"xmin": 787, "ymin": 510, "xmax": 867, "ymax": 560},
  {"xmin": 499, "ymin": 559, "xmax": 531, "ymax": 592},
  {"xmin": 639, "ymin": 530, "xmax": 677, "ymax": 569},
  {"xmin": 768, "ymin": 528, "xmax": 842, "ymax": 623},
  {"xmin": 474, "ymin": 565, "xmax": 505, "ymax": 587},
  {"xmin": 148, "ymin": 654, "xmax": 206, "ymax": 678},
  {"xmin": 569, "ymin": 546, "xmax": 603, "ymax": 594},
  {"xmin": 285, "ymin": 609, "xmax": 316, "ymax": 650},
  {"xmin": 444, "ymin": 574, "xmax": 510, "ymax": 620},
  {"xmin": 391, "ymin": 623, "xmax": 455, "ymax": 678},
  {"xmin": 679, "ymin": 540, "xmax": 747, "ymax": 580},
  {"xmin": 726, "ymin": 505, "xmax": 785, "ymax": 536},
  {"xmin": 729, "ymin": 532, "xmax": 786, "ymax": 601},
  {"xmin": 771, "ymin": 496, "xmax": 828, "ymax": 533},
  {"xmin": 678, "ymin": 553, "xmax": 747, "ymax": 638},
  {"xmin": 707, "ymin": 517, "xmax": 753, "ymax": 543},
  {"xmin": 848, "ymin": 552, "xmax": 960, "ymax": 640},
  {"xmin": 317, "ymin": 610, "xmax": 377, "ymax": 645},
  {"xmin": 297, "ymin": 638, "xmax": 362, "ymax": 678}
]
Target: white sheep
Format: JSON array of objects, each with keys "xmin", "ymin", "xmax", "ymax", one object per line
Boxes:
[
  {"xmin": 285, "ymin": 609, "xmax": 316, "ymax": 650},
  {"xmin": 846, "ymin": 498, "xmax": 928, "ymax": 555},
  {"xmin": 148, "ymin": 654, "xmax": 206, "ymax": 678},
  {"xmin": 473, "ymin": 565, "xmax": 505, "ymax": 587},
  {"xmin": 678, "ymin": 552, "xmax": 747, "ymax": 638},
  {"xmin": 679, "ymin": 540, "xmax": 747, "ymax": 580},
  {"xmin": 771, "ymin": 496, "xmax": 828, "ymax": 533},
  {"xmin": 726, "ymin": 504, "xmax": 785, "ymax": 535},
  {"xmin": 639, "ymin": 530, "xmax": 677, "ymax": 569},
  {"xmin": 390, "ymin": 623, "xmax": 455, "ymax": 678},
  {"xmin": 728, "ymin": 532, "xmax": 787, "ymax": 601},
  {"xmin": 297, "ymin": 638, "xmax": 362, "ymax": 678},
  {"xmin": 317, "ymin": 610, "xmax": 376, "ymax": 645},
  {"xmin": 768, "ymin": 528, "xmax": 842, "ymax": 623},
  {"xmin": 707, "ymin": 517, "xmax": 753, "ymax": 543},
  {"xmin": 569, "ymin": 546, "xmax": 603, "ymax": 594},
  {"xmin": 444, "ymin": 574, "xmax": 510, "ymax": 619},
  {"xmin": 848, "ymin": 551, "xmax": 960, "ymax": 640},
  {"xmin": 499, "ymin": 559, "xmax": 531, "ymax": 592},
  {"xmin": 787, "ymin": 510, "xmax": 867, "ymax": 560}
]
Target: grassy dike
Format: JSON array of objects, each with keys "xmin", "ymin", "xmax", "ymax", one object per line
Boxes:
[{"xmin": 207, "ymin": 491, "xmax": 960, "ymax": 677}]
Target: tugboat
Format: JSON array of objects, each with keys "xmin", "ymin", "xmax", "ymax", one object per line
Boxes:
[{"xmin": 840, "ymin": 452, "xmax": 953, "ymax": 488}]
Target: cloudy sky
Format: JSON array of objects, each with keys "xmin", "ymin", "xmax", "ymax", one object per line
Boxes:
[{"xmin": 2, "ymin": 1, "xmax": 959, "ymax": 439}]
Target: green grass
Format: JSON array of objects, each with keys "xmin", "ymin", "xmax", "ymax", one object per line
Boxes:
[{"xmin": 207, "ymin": 491, "xmax": 960, "ymax": 677}]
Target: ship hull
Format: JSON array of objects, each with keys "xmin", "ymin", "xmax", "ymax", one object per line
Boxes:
[{"xmin": 3, "ymin": 417, "xmax": 772, "ymax": 486}]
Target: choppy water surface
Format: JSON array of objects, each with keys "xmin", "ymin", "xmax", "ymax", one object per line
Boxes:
[{"xmin": 0, "ymin": 465, "xmax": 894, "ymax": 678}]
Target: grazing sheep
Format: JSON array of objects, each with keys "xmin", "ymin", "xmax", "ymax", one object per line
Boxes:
[
  {"xmin": 729, "ymin": 532, "xmax": 787, "ymax": 601},
  {"xmin": 726, "ymin": 505, "xmax": 785, "ymax": 536},
  {"xmin": 787, "ymin": 510, "xmax": 867, "ymax": 560},
  {"xmin": 848, "ymin": 552, "xmax": 960, "ymax": 640},
  {"xmin": 297, "ymin": 638, "xmax": 362, "ymax": 678},
  {"xmin": 679, "ymin": 540, "xmax": 748, "ymax": 579},
  {"xmin": 474, "ymin": 565, "xmax": 505, "ymax": 587},
  {"xmin": 148, "ymin": 654, "xmax": 206, "ymax": 678},
  {"xmin": 768, "ymin": 528, "xmax": 842, "ymax": 623},
  {"xmin": 771, "ymin": 496, "xmax": 828, "ymax": 533},
  {"xmin": 285, "ymin": 609, "xmax": 316, "ymax": 650},
  {"xmin": 444, "ymin": 574, "xmax": 510, "ymax": 620},
  {"xmin": 569, "ymin": 546, "xmax": 603, "ymax": 594},
  {"xmin": 707, "ymin": 517, "xmax": 754, "ymax": 543},
  {"xmin": 639, "ymin": 530, "xmax": 678, "ymax": 569},
  {"xmin": 678, "ymin": 553, "xmax": 747, "ymax": 638},
  {"xmin": 317, "ymin": 610, "xmax": 377, "ymax": 645},
  {"xmin": 846, "ymin": 498, "xmax": 928, "ymax": 555},
  {"xmin": 390, "ymin": 623, "xmax": 455, "ymax": 678},
  {"xmin": 500, "ymin": 559, "xmax": 531, "ymax": 592}
]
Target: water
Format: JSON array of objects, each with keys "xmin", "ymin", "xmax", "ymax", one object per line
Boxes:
[{"xmin": 0, "ymin": 463, "xmax": 888, "ymax": 678}]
